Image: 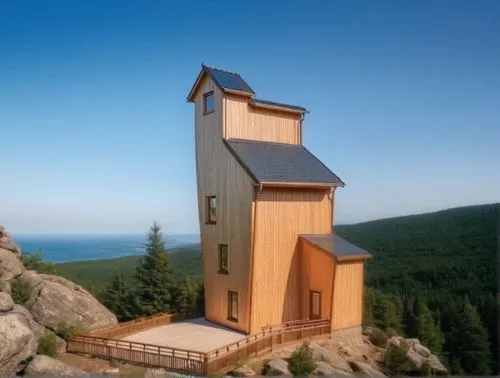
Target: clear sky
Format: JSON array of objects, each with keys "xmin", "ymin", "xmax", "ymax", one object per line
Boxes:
[{"xmin": 1, "ymin": 0, "xmax": 498, "ymax": 234}]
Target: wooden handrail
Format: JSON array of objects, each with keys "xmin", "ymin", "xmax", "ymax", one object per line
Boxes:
[{"xmin": 206, "ymin": 318, "xmax": 330, "ymax": 358}]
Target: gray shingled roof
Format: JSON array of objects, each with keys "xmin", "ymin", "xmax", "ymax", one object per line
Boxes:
[
  {"xmin": 251, "ymin": 98, "xmax": 307, "ymax": 113},
  {"xmin": 224, "ymin": 139, "xmax": 345, "ymax": 186},
  {"xmin": 203, "ymin": 65, "xmax": 255, "ymax": 95},
  {"xmin": 301, "ymin": 233, "xmax": 372, "ymax": 261}
]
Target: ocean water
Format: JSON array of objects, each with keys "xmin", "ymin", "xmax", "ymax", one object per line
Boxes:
[{"xmin": 14, "ymin": 234, "xmax": 200, "ymax": 263}]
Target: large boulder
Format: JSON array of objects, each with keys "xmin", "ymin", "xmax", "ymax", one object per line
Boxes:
[
  {"xmin": 24, "ymin": 355, "xmax": 89, "ymax": 376},
  {"xmin": 313, "ymin": 361, "xmax": 351, "ymax": 376},
  {"xmin": 230, "ymin": 364, "xmax": 257, "ymax": 376},
  {"xmin": 11, "ymin": 304, "xmax": 44, "ymax": 339},
  {"xmin": 0, "ymin": 313, "xmax": 38, "ymax": 374},
  {"xmin": 386, "ymin": 336, "xmax": 448, "ymax": 375},
  {"xmin": 0, "ymin": 247, "xmax": 25, "ymax": 281},
  {"xmin": 0, "ymin": 280, "xmax": 11, "ymax": 294},
  {"xmin": 0, "ymin": 292, "xmax": 14, "ymax": 312},
  {"xmin": 19, "ymin": 270, "xmax": 117, "ymax": 332},
  {"xmin": 0, "ymin": 241, "xmax": 21, "ymax": 257},
  {"xmin": 350, "ymin": 361, "xmax": 385, "ymax": 376},
  {"xmin": 309, "ymin": 342, "xmax": 353, "ymax": 373},
  {"xmin": 264, "ymin": 359, "xmax": 291, "ymax": 376}
]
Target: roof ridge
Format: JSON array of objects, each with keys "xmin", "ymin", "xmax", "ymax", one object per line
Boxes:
[{"xmin": 201, "ymin": 63, "xmax": 243, "ymax": 77}]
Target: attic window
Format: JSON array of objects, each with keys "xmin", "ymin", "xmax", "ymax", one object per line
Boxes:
[{"xmin": 203, "ymin": 91, "xmax": 214, "ymax": 114}]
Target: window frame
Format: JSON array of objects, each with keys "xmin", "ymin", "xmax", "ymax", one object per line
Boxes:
[
  {"xmin": 218, "ymin": 243, "xmax": 229, "ymax": 275},
  {"xmin": 228, "ymin": 290, "xmax": 238, "ymax": 322},
  {"xmin": 206, "ymin": 195, "xmax": 216, "ymax": 224},
  {"xmin": 203, "ymin": 91, "xmax": 214, "ymax": 115}
]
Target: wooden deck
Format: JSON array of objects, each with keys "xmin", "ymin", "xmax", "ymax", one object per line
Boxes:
[{"xmin": 121, "ymin": 317, "xmax": 247, "ymax": 352}]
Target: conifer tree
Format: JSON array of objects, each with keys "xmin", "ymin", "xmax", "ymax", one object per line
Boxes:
[
  {"xmin": 450, "ymin": 301, "xmax": 492, "ymax": 375},
  {"xmin": 100, "ymin": 270, "xmax": 134, "ymax": 321},
  {"xmin": 135, "ymin": 222, "xmax": 174, "ymax": 316},
  {"xmin": 415, "ymin": 296, "xmax": 445, "ymax": 356}
]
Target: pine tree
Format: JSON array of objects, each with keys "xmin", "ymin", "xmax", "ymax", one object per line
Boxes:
[
  {"xmin": 100, "ymin": 270, "xmax": 134, "ymax": 321},
  {"xmin": 135, "ymin": 222, "xmax": 174, "ymax": 316},
  {"xmin": 363, "ymin": 287, "xmax": 376, "ymax": 327},
  {"xmin": 415, "ymin": 296, "xmax": 445, "ymax": 356},
  {"xmin": 451, "ymin": 301, "xmax": 492, "ymax": 374},
  {"xmin": 170, "ymin": 277, "xmax": 198, "ymax": 315},
  {"xmin": 372, "ymin": 290, "xmax": 401, "ymax": 331},
  {"xmin": 402, "ymin": 296, "xmax": 419, "ymax": 338}
]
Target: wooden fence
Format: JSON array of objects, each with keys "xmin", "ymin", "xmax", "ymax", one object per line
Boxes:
[
  {"xmin": 206, "ymin": 318, "xmax": 331, "ymax": 373},
  {"xmin": 86, "ymin": 312, "xmax": 183, "ymax": 339},
  {"xmin": 67, "ymin": 335, "xmax": 207, "ymax": 375},
  {"xmin": 68, "ymin": 314, "xmax": 331, "ymax": 376}
]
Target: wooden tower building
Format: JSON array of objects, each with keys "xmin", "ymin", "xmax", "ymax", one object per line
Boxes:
[{"xmin": 187, "ymin": 64, "xmax": 372, "ymax": 336}]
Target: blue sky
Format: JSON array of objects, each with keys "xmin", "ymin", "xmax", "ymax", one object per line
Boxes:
[{"xmin": 1, "ymin": 0, "xmax": 498, "ymax": 234}]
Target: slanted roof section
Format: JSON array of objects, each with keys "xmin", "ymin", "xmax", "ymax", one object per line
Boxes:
[
  {"xmin": 187, "ymin": 64, "xmax": 255, "ymax": 102},
  {"xmin": 224, "ymin": 138, "xmax": 345, "ymax": 187},
  {"xmin": 250, "ymin": 98, "xmax": 307, "ymax": 114},
  {"xmin": 301, "ymin": 233, "xmax": 372, "ymax": 262}
]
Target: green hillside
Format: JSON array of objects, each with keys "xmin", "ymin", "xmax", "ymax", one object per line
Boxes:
[
  {"xmin": 56, "ymin": 247, "xmax": 202, "ymax": 293},
  {"xmin": 336, "ymin": 203, "xmax": 498, "ymax": 298}
]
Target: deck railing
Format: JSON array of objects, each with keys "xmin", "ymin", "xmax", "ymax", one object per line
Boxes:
[
  {"xmin": 67, "ymin": 314, "xmax": 331, "ymax": 376},
  {"xmin": 67, "ymin": 334, "xmax": 207, "ymax": 375},
  {"xmin": 86, "ymin": 311, "xmax": 184, "ymax": 339}
]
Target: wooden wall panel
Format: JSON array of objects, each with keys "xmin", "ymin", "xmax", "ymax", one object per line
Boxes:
[
  {"xmin": 300, "ymin": 240, "xmax": 335, "ymax": 320},
  {"xmin": 224, "ymin": 95, "xmax": 301, "ymax": 144},
  {"xmin": 331, "ymin": 261, "xmax": 364, "ymax": 330},
  {"xmin": 194, "ymin": 77, "xmax": 255, "ymax": 334},
  {"xmin": 249, "ymin": 188, "xmax": 331, "ymax": 333}
]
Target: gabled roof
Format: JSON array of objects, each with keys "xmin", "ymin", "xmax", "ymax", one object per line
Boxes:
[
  {"xmin": 224, "ymin": 138, "xmax": 345, "ymax": 187},
  {"xmin": 300, "ymin": 233, "xmax": 372, "ymax": 262},
  {"xmin": 187, "ymin": 64, "xmax": 255, "ymax": 102},
  {"xmin": 250, "ymin": 98, "xmax": 307, "ymax": 114}
]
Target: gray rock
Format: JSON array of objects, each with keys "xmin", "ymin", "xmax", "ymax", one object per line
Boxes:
[
  {"xmin": 0, "ymin": 241, "xmax": 21, "ymax": 257},
  {"xmin": 230, "ymin": 364, "xmax": 257, "ymax": 376},
  {"xmin": 0, "ymin": 313, "xmax": 37, "ymax": 374},
  {"xmin": 309, "ymin": 342, "xmax": 353, "ymax": 372},
  {"xmin": 0, "ymin": 280, "xmax": 11, "ymax": 294},
  {"xmin": 313, "ymin": 361, "xmax": 351, "ymax": 376},
  {"xmin": 11, "ymin": 304, "xmax": 44, "ymax": 340},
  {"xmin": 0, "ymin": 248, "xmax": 25, "ymax": 281},
  {"xmin": 24, "ymin": 355, "xmax": 90, "ymax": 376},
  {"xmin": 350, "ymin": 361, "xmax": 385, "ymax": 376},
  {"xmin": 19, "ymin": 270, "xmax": 117, "ymax": 332},
  {"xmin": 0, "ymin": 292, "xmax": 14, "ymax": 312},
  {"xmin": 265, "ymin": 359, "xmax": 291, "ymax": 376}
]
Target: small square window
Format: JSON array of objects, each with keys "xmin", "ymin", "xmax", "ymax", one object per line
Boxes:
[
  {"xmin": 228, "ymin": 291, "xmax": 238, "ymax": 322},
  {"xmin": 219, "ymin": 244, "xmax": 229, "ymax": 274},
  {"xmin": 206, "ymin": 196, "xmax": 216, "ymax": 224},
  {"xmin": 203, "ymin": 91, "xmax": 214, "ymax": 114}
]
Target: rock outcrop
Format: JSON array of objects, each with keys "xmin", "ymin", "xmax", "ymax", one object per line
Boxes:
[
  {"xmin": 0, "ymin": 292, "xmax": 14, "ymax": 312},
  {"xmin": 0, "ymin": 246, "xmax": 25, "ymax": 281},
  {"xmin": 20, "ymin": 270, "xmax": 117, "ymax": 332},
  {"xmin": 0, "ymin": 226, "xmax": 21, "ymax": 256},
  {"xmin": 0, "ymin": 311, "xmax": 38, "ymax": 373},
  {"xmin": 24, "ymin": 355, "xmax": 90, "ymax": 376},
  {"xmin": 387, "ymin": 336, "xmax": 448, "ymax": 375},
  {"xmin": 0, "ymin": 224, "xmax": 117, "ymax": 375},
  {"xmin": 264, "ymin": 359, "xmax": 291, "ymax": 376}
]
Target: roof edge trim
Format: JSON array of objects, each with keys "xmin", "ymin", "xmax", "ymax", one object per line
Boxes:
[{"xmin": 249, "ymin": 99, "xmax": 307, "ymax": 114}]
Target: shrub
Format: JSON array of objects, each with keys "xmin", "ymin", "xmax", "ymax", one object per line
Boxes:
[
  {"xmin": 10, "ymin": 279, "xmax": 31, "ymax": 304},
  {"xmin": 21, "ymin": 250, "xmax": 58, "ymax": 274},
  {"xmin": 37, "ymin": 332, "xmax": 58, "ymax": 357},
  {"xmin": 383, "ymin": 345, "xmax": 412, "ymax": 376},
  {"xmin": 56, "ymin": 321, "xmax": 85, "ymax": 340},
  {"xmin": 288, "ymin": 341, "xmax": 316, "ymax": 376},
  {"xmin": 369, "ymin": 328, "xmax": 388, "ymax": 347}
]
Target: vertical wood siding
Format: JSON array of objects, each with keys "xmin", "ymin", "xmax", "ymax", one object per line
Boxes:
[
  {"xmin": 331, "ymin": 261, "xmax": 364, "ymax": 330},
  {"xmin": 249, "ymin": 187, "xmax": 331, "ymax": 333},
  {"xmin": 195, "ymin": 77, "xmax": 255, "ymax": 333},
  {"xmin": 224, "ymin": 95, "xmax": 301, "ymax": 144},
  {"xmin": 300, "ymin": 240, "xmax": 334, "ymax": 321}
]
